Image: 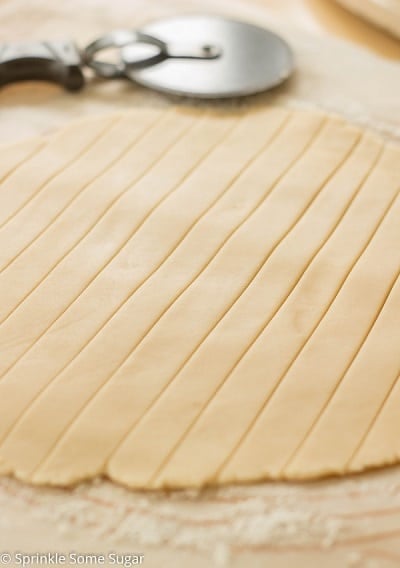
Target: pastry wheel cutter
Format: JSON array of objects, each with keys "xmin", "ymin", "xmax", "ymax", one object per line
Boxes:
[{"xmin": 0, "ymin": 15, "xmax": 294, "ymax": 98}]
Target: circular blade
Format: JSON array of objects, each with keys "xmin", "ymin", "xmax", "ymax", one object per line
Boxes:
[{"xmin": 121, "ymin": 15, "xmax": 294, "ymax": 99}]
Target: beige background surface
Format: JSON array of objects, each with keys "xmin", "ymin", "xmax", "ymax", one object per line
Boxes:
[
  {"xmin": 257, "ymin": 0, "xmax": 400, "ymax": 58},
  {"xmin": 1, "ymin": 1, "xmax": 400, "ymax": 567}
]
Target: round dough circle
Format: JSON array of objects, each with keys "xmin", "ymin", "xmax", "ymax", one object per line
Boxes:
[{"xmin": 0, "ymin": 106, "xmax": 399, "ymax": 489}]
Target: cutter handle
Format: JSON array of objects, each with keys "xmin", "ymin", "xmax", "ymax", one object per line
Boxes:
[{"xmin": 0, "ymin": 40, "xmax": 84, "ymax": 91}]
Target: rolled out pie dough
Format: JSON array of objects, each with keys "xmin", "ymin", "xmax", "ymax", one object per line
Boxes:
[{"xmin": 0, "ymin": 106, "xmax": 399, "ymax": 489}]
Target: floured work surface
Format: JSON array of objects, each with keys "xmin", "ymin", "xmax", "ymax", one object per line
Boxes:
[{"xmin": 0, "ymin": 106, "xmax": 399, "ymax": 490}]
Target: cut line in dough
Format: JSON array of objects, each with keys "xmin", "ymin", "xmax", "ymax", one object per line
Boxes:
[{"xmin": 0, "ymin": 106, "xmax": 399, "ymax": 489}]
